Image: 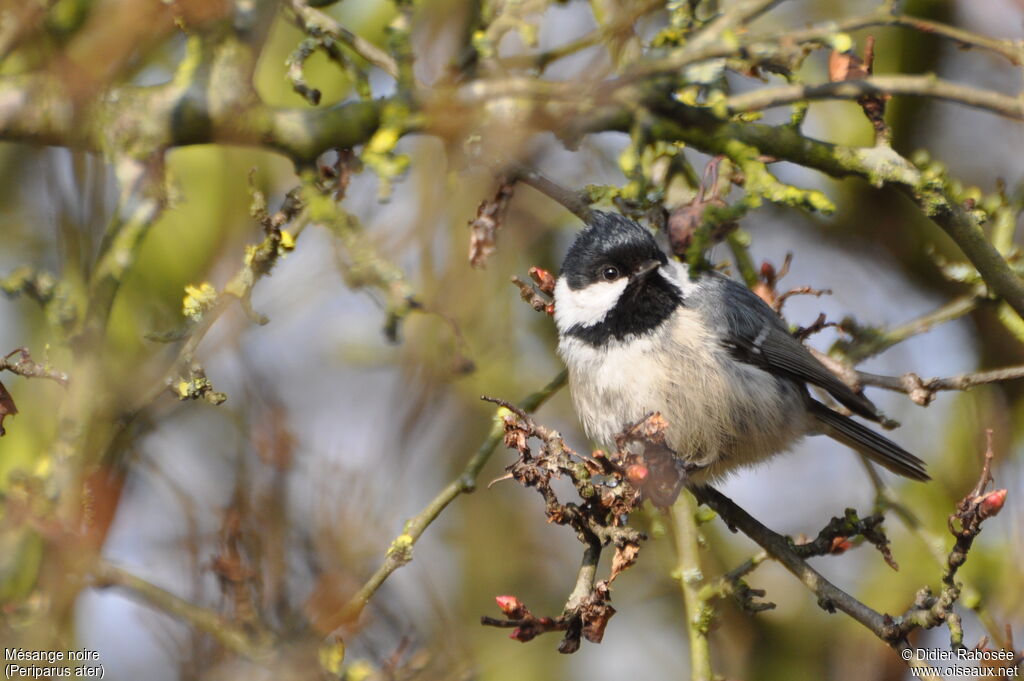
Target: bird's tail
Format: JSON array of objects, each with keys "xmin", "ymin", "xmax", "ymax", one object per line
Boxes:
[{"xmin": 809, "ymin": 401, "xmax": 930, "ymax": 481}]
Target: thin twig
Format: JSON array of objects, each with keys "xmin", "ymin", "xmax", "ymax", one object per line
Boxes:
[
  {"xmin": 670, "ymin": 493, "xmax": 714, "ymax": 681},
  {"xmin": 691, "ymin": 436, "xmax": 1008, "ymax": 653},
  {"xmin": 337, "ymin": 370, "xmax": 568, "ymax": 625},
  {"xmin": 856, "ymin": 365, "xmax": 1024, "ymax": 406},
  {"xmin": 286, "ymin": 0, "xmax": 400, "ymax": 79},
  {"xmin": 698, "ymin": 550, "xmax": 775, "ymax": 613},
  {"xmin": 804, "ymin": 12, "xmax": 1023, "ymax": 66},
  {"xmin": 626, "ymin": 9, "xmax": 1023, "ymax": 81},
  {"xmin": 691, "ymin": 485, "xmax": 896, "ymax": 638},
  {"xmin": 833, "ymin": 294, "xmax": 982, "ymax": 364},
  {"xmin": 0, "ymin": 348, "xmax": 69, "ymax": 386},
  {"xmin": 498, "ymin": 31, "xmax": 603, "ymax": 71},
  {"xmin": 91, "ymin": 561, "xmax": 272, "ymax": 662},
  {"xmin": 502, "ymin": 161, "xmax": 594, "ymax": 220},
  {"xmin": 680, "ymin": 0, "xmax": 788, "ymax": 57},
  {"xmin": 724, "ymin": 75, "xmax": 1024, "ymax": 121}
]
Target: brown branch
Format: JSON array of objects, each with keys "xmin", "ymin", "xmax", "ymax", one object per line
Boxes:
[
  {"xmin": 480, "ymin": 404, "xmax": 655, "ymax": 653},
  {"xmin": 692, "ymin": 435, "xmax": 1008, "ymax": 652},
  {"xmin": 679, "ymin": 0, "xmax": 788, "ymax": 57},
  {"xmin": 692, "ymin": 485, "xmax": 898, "ymax": 638},
  {"xmin": 814, "ymin": 12, "xmax": 1023, "ymax": 66},
  {"xmin": 856, "ymin": 365, "xmax": 1024, "ymax": 406},
  {"xmin": 0, "ymin": 347, "xmax": 69, "ymax": 386},
  {"xmin": 336, "ymin": 370, "xmax": 568, "ymax": 627},
  {"xmin": 286, "ymin": 0, "xmax": 400, "ymax": 79},
  {"xmin": 792, "ymin": 508, "xmax": 898, "ymax": 570},
  {"xmin": 725, "ymin": 75, "xmax": 1024, "ymax": 121},
  {"xmin": 833, "ymin": 294, "xmax": 982, "ymax": 364},
  {"xmin": 91, "ymin": 561, "xmax": 272, "ymax": 662},
  {"xmin": 627, "ymin": 9, "xmax": 1023, "ymax": 81},
  {"xmin": 502, "ymin": 161, "xmax": 594, "ymax": 221},
  {"xmin": 892, "ymin": 434, "xmax": 1007, "ymax": 649}
]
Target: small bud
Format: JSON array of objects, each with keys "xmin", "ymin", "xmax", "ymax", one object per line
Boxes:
[
  {"xmin": 495, "ymin": 595, "xmax": 526, "ymax": 618},
  {"xmin": 830, "ymin": 536, "xmax": 853, "ymax": 554},
  {"xmin": 978, "ymin": 489, "xmax": 1007, "ymax": 518},
  {"xmin": 626, "ymin": 464, "xmax": 649, "ymax": 484},
  {"xmin": 511, "ymin": 627, "xmax": 537, "ymax": 642},
  {"xmin": 760, "ymin": 261, "xmax": 775, "ymax": 281},
  {"xmin": 528, "ymin": 266, "xmax": 556, "ymax": 295}
]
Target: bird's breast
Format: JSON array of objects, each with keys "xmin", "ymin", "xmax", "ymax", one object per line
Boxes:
[{"xmin": 558, "ymin": 308, "xmax": 810, "ymax": 480}]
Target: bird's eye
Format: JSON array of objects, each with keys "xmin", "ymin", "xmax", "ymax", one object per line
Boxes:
[{"xmin": 601, "ymin": 266, "xmax": 620, "ymax": 281}]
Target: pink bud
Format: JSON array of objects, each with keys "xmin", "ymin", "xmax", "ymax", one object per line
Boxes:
[
  {"xmin": 529, "ymin": 267, "xmax": 556, "ymax": 295},
  {"xmin": 495, "ymin": 595, "xmax": 526, "ymax": 618},
  {"xmin": 978, "ymin": 489, "xmax": 1007, "ymax": 518},
  {"xmin": 626, "ymin": 464, "xmax": 649, "ymax": 484},
  {"xmin": 830, "ymin": 537, "xmax": 852, "ymax": 554}
]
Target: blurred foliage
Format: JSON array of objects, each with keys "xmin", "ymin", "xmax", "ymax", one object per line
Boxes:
[{"xmin": 0, "ymin": 0, "xmax": 1022, "ymax": 680}]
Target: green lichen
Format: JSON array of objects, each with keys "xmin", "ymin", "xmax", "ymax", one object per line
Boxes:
[
  {"xmin": 182, "ymin": 282, "xmax": 218, "ymax": 321},
  {"xmin": 721, "ymin": 139, "xmax": 835, "ymax": 214},
  {"xmin": 361, "ymin": 101, "xmax": 411, "ymax": 201},
  {"xmin": 387, "ymin": 533, "xmax": 414, "ymax": 565}
]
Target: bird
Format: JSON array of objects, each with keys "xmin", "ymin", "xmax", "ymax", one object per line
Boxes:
[{"xmin": 552, "ymin": 210, "xmax": 929, "ymax": 486}]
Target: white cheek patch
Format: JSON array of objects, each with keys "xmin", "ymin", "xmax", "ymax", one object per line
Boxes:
[
  {"xmin": 553, "ymin": 276, "xmax": 629, "ymax": 331},
  {"xmin": 658, "ymin": 259, "xmax": 698, "ymax": 296}
]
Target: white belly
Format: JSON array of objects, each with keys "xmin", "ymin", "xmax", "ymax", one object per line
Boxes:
[{"xmin": 558, "ymin": 308, "xmax": 811, "ymax": 482}]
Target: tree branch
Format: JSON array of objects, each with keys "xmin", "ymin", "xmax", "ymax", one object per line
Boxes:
[
  {"xmin": 856, "ymin": 365, "xmax": 1024, "ymax": 406},
  {"xmin": 627, "ymin": 8, "xmax": 1023, "ymax": 81},
  {"xmin": 0, "ymin": 348, "xmax": 69, "ymax": 386},
  {"xmin": 679, "ymin": 0, "xmax": 788, "ymax": 57},
  {"xmin": 0, "ymin": 72, "xmax": 383, "ymax": 163},
  {"xmin": 503, "ymin": 161, "xmax": 595, "ymax": 220},
  {"xmin": 91, "ymin": 561, "xmax": 272, "ymax": 662},
  {"xmin": 725, "ymin": 75, "xmax": 1024, "ymax": 121},
  {"xmin": 800, "ymin": 12, "xmax": 1024, "ymax": 66},
  {"xmin": 670, "ymin": 493, "xmax": 714, "ymax": 681},
  {"xmin": 337, "ymin": 370, "xmax": 568, "ymax": 626},
  {"xmin": 832, "ymin": 294, "xmax": 984, "ymax": 364},
  {"xmin": 286, "ymin": 0, "xmax": 400, "ymax": 79},
  {"xmin": 691, "ymin": 485, "xmax": 896, "ymax": 639},
  {"xmin": 692, "ymin": 439, "xmax": 1008, "ymax": 654},
  {"xmin": 632, "ymin": 109, "xmax": 1024, "ymax": 321}
]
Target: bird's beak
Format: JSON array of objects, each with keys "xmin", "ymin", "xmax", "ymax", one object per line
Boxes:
[{"xmin": 631, "ymin": 259, "xmax": 661, "ymax": 282}]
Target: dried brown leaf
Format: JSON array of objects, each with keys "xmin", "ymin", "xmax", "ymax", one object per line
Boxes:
[
  {"xmin": 610, "ymin": 541, "xmax": 640, "ymax": 582},
  {"xmin": 0, "ymin": 380, "xmax": 17, "ymax": 436},
  {"xmin": 528, "ymin": 266, "xmax": 556, "ymax": 296},
  {"xmin": 468, "ymin": 181, "xmax": 515, "ymax": 269}
]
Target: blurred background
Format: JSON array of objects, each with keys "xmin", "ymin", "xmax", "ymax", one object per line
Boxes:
[{"xmin": 0, "ymin": 0, "xmax": 1021, "ymax": 679}]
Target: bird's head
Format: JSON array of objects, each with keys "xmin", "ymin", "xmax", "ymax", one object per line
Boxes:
[{"xmin": 554, "ymin": 212, "xmax": 683, "ymax": 345}]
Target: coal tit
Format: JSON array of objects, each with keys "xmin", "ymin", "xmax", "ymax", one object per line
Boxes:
[{"xmin": 553, "ymin": 211, "xmax": 928, "ymax": 485}]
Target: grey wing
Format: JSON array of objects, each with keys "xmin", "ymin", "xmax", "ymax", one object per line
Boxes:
[{"xmin": 697, "ymin": 274, "xmax": 881, "ymax": 421}]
